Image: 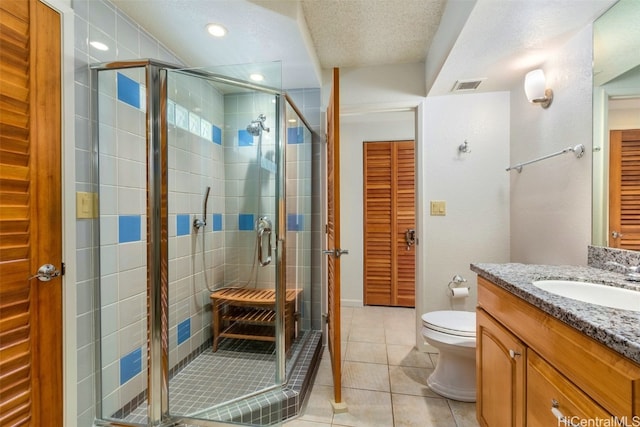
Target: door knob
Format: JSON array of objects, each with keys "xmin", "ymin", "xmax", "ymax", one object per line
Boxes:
[
  {"xmin": 29, "ymin": 264, "xmax": 61, "ymax": 282},
  {"xmin": 611, "ymin": 231, "xmax": 624, "ymax": 239}
]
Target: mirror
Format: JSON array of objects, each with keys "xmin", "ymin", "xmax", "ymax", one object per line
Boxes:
[{"xmin": 592, "ymin": 0, "xmax": 640, "ymax": 250}]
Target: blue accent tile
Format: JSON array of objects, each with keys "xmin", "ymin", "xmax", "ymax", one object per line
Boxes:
[
  {"xmin": 287, "ymin": 214, "xmax": 304, "ymax": 231},
  {"xmin": 212, "ymin": 213, "xmax": 223, "ymax": 231},
  {"xmin": 239, "ymin": 214, "xmax": 254, "ymax": 231},
  {"xmin": 117, "ymin": 73, "xmax": 140, "ymax": 109},
  {"xmin": 176, "ymin": 214, "xmax": 190, "ymax": 236},
  {"xmin": 212, "ymin": 125, "xmax": 222, "ymax": 145},
  {"xmin": 177, "ymin": 318, "xmax": 191, "ymax": 345},
  {"xmin": 238, "ymin": 129, "xmax": 253, "ymax": 146},
  {"xmin": 120, "ymin": 347, "xmax": 142, "ymax": 385},
  {"xmin": 118, "ymin": 215, "xmax": 141, "ymax": 243},
  {"xmin": 287, "ymin": 127, "xmax": 304, "ymax": 144}
]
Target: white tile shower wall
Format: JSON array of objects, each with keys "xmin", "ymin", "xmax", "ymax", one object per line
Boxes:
[
  {"xmin": 96, "ymin": 67, "xmax": 149, "ymax": 418},
  {"xmin": 166, "ymin": 71, "xmax": 225, "ymax": 370},
  {"xmin": 286, "ymin": 89, "xmax": 322, "ymax": 331},
  {"xmin": 223, "ymin": 93, "xmax": 278, "ymax": 289},
  {"xmin": 73, "ymin": 0, "xmax": 184, "ymax": 424}
]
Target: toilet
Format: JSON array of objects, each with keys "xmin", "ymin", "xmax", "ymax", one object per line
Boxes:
[{"xmin": 421, "ymin": 310, "xmax": 476, "ymax": 402}]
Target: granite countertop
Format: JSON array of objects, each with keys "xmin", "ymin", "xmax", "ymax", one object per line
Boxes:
[{"xmin": 470, "ymin": 263, "xmax": 640, "ymax": 364}]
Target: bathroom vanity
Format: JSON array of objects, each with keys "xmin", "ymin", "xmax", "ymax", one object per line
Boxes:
[{"xmin": 472, "ymin": 263, "xmax": 640, "ymax": 427}]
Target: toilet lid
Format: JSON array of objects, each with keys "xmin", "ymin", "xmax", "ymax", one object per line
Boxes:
[{"xmin": 421, "ymin": 311, "xmax": 476, "ymax": 337}]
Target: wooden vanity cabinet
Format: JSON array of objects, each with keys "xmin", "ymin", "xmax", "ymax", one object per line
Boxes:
[
  {"xmin": 527, "ymin": 351, "xmax": 611, "ymax": 426},
  {"xmin": 477, "ymin": 276, "xmax": 640, "ymax": 427},
  {"xmin": 477, "ymin": 308, "xmax": 526, "ymax": 427}
]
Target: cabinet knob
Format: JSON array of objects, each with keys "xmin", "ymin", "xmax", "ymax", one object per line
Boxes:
[
  {"xmin": 508, "ymin": 349, "xmax": 521, "ymax": 359},
  {"xmin": 551, "ymin": 399, "xmax": 580, "ymax": 427}
]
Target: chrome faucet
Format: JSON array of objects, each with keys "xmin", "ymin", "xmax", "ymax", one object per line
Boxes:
[{"xmin": 605, "ymin": 261, "xmax": 640, "ymax": 281}]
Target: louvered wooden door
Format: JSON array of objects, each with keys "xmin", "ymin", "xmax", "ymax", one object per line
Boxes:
[
  {"xmin": 609, "ymin": 129, "xmax": 640, "ymax": 250},
  {"xmin": 0, "ymin": 0, "xmax": 63, "ymax": 425},
  {"xmin": 363, "ymin": 140, "xmax": 415, "ymax": 307}
]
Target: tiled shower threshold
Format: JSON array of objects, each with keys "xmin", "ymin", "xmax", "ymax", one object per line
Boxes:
[{"xmin": 120, "ymin": 330, "xmax": 322, "ymax": 426}]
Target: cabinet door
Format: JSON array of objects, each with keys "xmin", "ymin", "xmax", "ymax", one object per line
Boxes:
[
  {"xmin": 477, "ymin": 309, "xmax": 526, "ymax": 427},
  {"xmin": 527, "ymin": 351, "xmax": 612, "ymax": 426}
]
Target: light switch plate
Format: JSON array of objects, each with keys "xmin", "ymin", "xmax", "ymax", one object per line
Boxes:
[
  {"xmin": 430, "ymin": 200, "xmax": 446, "ymax": 216},
  {"xmin": 76, "ymin": 191, "xmax": 96, "ymax": 219}
]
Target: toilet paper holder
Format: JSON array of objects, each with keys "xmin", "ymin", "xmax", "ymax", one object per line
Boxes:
[{"xmin": 447, "ymin": 275, "xmax": 469, "ymax": 292}]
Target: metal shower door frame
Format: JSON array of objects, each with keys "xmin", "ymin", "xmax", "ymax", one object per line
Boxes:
[{"xmin": 91, "ymin": 59, "xmax": 289, "ymax": 426}]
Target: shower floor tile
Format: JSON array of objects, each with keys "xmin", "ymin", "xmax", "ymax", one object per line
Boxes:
[{"xmin": 124, "ymin": 332, "xmax": 316, "ymax": 424}]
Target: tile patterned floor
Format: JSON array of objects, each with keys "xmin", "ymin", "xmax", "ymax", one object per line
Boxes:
[{"xmin": 282, "ymin": 306, "xmax": 480, "ymax": 427}]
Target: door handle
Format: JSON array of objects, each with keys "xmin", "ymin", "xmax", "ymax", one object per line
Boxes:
[
  {"xmin": 405, "ymin": 228, "xmax": 416, "ymax": 250},
  {"xmin": 257, "ymin": 217, "xmax": 272, "ymax": 266},
  {"xmin": 29, "ymin": 264, "xmax": 62, "ymax": 282},
  {"xmin": 611, "ymin": 231, "xmax": 624, "ymax": 239},
  {"xmin": 323, "ymin": 248, "xmax": 349, "ymax": 258}
]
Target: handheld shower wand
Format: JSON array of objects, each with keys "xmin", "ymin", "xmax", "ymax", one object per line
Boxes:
[{"xmin": 193, "ymin": 186, "xmax": 211, "ymax": 230}]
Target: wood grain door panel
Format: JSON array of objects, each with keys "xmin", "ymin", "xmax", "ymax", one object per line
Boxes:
[
  {"xmin": 363, "ymin": 140, "xmax": 415, "ymax": 307},
  {"xmin": 0, "ymin": 1, "xmax": 63, "ymax": 425},
  {"xmin": 609, "ymin": 129, "xmax": 640, "ymax": 250},
  {"xmin": 326, "ymin": 67, "xmax": 342, "ymax": 404}
]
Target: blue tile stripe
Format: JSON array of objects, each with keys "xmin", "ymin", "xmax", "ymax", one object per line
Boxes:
[
  {"xmin": 120, "ymin": 347, "xmax": 142, "ymax": 385},
  {"xmin": 287, "ymin": 127, "xmax": 305, "ymax": 144},
  {"xmin": 239, "ymin": 214, "xmax": 254, "ymax": 231},
  {"xmin": 213, "ymin": 125, "xmax": 222, "ymax": 145},
  {"xmin": 177, "ymin": 214, "xmax": 190, "ymax": 236},
  {"xmin": 238, "ymin": 129, "xmax": 253, "ymax": 146},
  {"xmin": 177, "ymin": 318, "xmax": 191, "ymax": 345},
  {"xmin": 287, "ymin": 214, "xmax": 304, "ymax": 231},
  {"xmin": 212, "ymin": 213, "xmax": 223, "ymax": 231},
  {"xmin": 117, "ymin": 73, "xmax": 141, "ymax": 109},
  {"xmin": 119, "ymin": 215, "xmax": 141, "ymax": 243}
]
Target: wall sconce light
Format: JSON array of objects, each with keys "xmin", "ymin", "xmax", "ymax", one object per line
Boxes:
[{"xmin": 524, "ymin": 69, "xmax": 553, "ymax": 109}]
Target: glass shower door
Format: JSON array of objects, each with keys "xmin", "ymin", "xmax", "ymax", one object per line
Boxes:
[{"xmin": 164, "ymin": 67, "xmax": 283, "ymax": 423}]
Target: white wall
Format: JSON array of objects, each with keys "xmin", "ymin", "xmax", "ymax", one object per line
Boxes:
[
  {"xmin": 418, "ymin": 92, "xmax": 511, "ymax": 337},
  {"xmin": 340, "ymin": 112, "xmax": 416, "ymax": 305},
  {"xmin": 330, "ymin": 65, "xmax": 511, "ymax": 337},
  {"xmin": 509, "ymin": 26, "xmax": 593, "ymax": 265}
]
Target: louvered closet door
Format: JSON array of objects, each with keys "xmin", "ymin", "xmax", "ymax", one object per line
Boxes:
[
  {"xmin": 0, "ymin": 1, "xmax": 63, "ymax": 425},
  {"xmin": 363, "ymin": 140, "xmax": 415, "ymax": 307},
  {"xmin": 609, "ymin": 129, "xmax": 640, "ymax": 250}
]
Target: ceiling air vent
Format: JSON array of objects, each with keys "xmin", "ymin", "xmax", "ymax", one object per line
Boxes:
[{"xmin": 452, "ymin": 78, "xmax": 486, "ymax": 92}]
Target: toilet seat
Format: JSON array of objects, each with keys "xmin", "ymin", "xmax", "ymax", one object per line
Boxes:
[{"xmin": 421, "ymin": 311, "xmax": 475, "ymax": 337}]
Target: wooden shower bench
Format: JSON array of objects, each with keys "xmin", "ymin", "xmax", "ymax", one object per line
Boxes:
[{"xmin": 210, "ymin": 288, "xmax": 302, "ymax": 352}]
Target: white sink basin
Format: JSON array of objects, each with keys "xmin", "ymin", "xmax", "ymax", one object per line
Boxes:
[{"xmin": 532, "ymin": 280, "xmax": 640, "ymax": 312}]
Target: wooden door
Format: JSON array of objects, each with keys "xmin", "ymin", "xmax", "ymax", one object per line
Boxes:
[
  {"xmin": 363, "ymin": 140, "xmax": 415, "ymax": 307},
  {"xmin": 609, "ymin": 129, "xmax": 640, "ymax": 250},
  {"xmin": 325, "ymin": 67, "xmax": 342, "ymax": 405},
  {"xmin": 0, "ymin": 0, "xmax": 63, "ymax": 425}
]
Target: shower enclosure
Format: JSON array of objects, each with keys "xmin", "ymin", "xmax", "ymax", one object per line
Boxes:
[{"xmin": 92, "ymin": 60, "xmax": 321, "ymax": 426}]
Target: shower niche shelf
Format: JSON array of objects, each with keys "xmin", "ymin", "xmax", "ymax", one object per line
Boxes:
[{"xmin": 211, "ymin": 288, "xmax": 302, "ymax": 352}]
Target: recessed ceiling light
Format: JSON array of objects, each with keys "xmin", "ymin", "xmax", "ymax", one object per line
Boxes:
[
  {"xmin": 89, "ymin": 41, "xmax": 109, "ymax": 51},
  {"xmin": 288, "ymin": 118, "xmax": 297, "ymax": 123},
  {"xmin": 249, "ymin": 73, "xmax": 264, "ymax": 82},
  {"xmin": 206, "ymin": 23, "xmax": 227, "ymax": 38}
]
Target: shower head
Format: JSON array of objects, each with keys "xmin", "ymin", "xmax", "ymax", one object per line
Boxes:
[{"xmin": 246, "ymin": 114, "xmax": 270, "ymax": 136}]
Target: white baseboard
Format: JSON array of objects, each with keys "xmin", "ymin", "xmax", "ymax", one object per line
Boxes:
[{"xmin": 340, "ymin": 299, "xmax": 363, "ymax": 307}]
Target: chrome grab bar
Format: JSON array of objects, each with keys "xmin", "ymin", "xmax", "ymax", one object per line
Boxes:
[{"xmin": 257, "ymin": 217, "xmax": 272, "ymax": 266}]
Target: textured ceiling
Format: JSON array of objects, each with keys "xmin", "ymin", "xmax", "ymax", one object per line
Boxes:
[
  {"xmin": 300, "ymin": 0, "xmax": 446, "ymax": 68},
  {"xmin": 109, "ymin": 0, "xmax": 616, "ymax": 94}
]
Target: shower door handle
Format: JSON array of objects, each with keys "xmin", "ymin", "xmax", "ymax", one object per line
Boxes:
[{"xmin": 258, "ymin": 227, "xmax": 272, "ymax": 266}]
